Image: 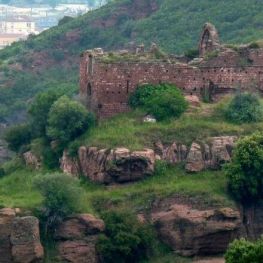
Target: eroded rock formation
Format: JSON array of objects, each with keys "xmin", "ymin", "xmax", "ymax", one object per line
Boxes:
[
  {"xmin": 0, "ymin": 208, "xmax": 44, "ymax": 263},
  {"xmin": 61, "ymin": 147, "xmax": 155, "ymax": 184},
  {"xmin": 152, "ymin": 203, "xmax": 241, "ymax": 256},
  {"xmin": 55, "ymin": 214, "xmax": 105, "ymax": 263}
]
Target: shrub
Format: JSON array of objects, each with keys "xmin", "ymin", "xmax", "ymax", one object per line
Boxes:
[
  {"xmin": 47, "ymin": 96, "xmax": 94, "ymax": 146},
  {"xmin": 34, "ymin": 173, "xmax": 83, "ymax": 234},
  {"xmin": 144, "ymin": 87, "xmax": 188, "ymax": 121},
  {"xmin": 225, "ymin": 238, "xmax": 263, "ymax": 263},
  {"xmin": 225, "ymin": 92, "xmax": 263, "ymax": 124},
  {"xmin": 184, "ymin": 48, "xmax": 199, "ymax": 60},
  {"xmin": 128, "ymin": 84, "xmax": 161, "ymax": 109},
  {"xmin": 225, "ymin": 133, "xmax": 263, "ymax": 202},
  {"xmin": 97, "ymin": 210, "xmax": 155, "ymax": 263},
  {"xmin": 129, "ymin": 84, "xmax": 188, "ymax": 121},
  {"xmin": 5, "ymin": 124, "xmax": 31, "ymax": 152}
]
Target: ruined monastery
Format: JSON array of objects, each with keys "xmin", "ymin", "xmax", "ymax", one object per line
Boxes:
[{"xmin": 80, "ymin": 23, "xmax": 263, "ymax": 118}]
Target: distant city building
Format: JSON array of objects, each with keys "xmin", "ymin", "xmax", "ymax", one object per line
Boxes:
[
  {"xmin": 0, "ymin": 16, "xmax": 37, "ymax": 35},
  {"xmin": 0, "ymin": 33, "xmax": 26, "ymax": 49}
]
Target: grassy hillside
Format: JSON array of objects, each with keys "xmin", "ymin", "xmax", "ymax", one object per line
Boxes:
[{"xmin": 1, "ymin": 0, "xmax": 263, "ymax": 122}]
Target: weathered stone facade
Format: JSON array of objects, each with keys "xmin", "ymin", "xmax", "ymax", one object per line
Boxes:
[{"xmin": 80, "ymin": 23, "xmax": 263, "ymax": 118}]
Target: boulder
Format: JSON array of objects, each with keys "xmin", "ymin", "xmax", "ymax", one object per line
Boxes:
[
  {"xmin": 185, "ymin": 143, "xmax": 205, "ymax": 172},
  {"xmin": 154, "ymin": 141, "xmax": 187, "ymax": 165},
  {"xmin": 61, "ymin": 147, "xmax": 155, "ymax": 184},
  {"xmin": 0, "ymin": 208, "xmax": 16, "ymax": 263},
  {"xmin": 210, "ymin": 136, "xmax": 237, "ymax": 169},
  {"xmin": 185, "ymin": 95, "xmax": 201, "ymax": 107},
  {"xmin": 58, "ymin": 240, "xmax": 98, "ymax": 263},
  {"xmin": 56, "ymin": 214, "xmax": 104, "ymax": 263},
  {"xmin": 10, "ymin": 216, "xmax": 44, "ymax": 263},
  {"xmin": 60, "ymin": 151, "xmax": 80, "ymax": 176},
  {"xmin": 55, "ymin": 214, "xmax": 105, "ymax": 240},
  {"xmin": 152, "ymin": 204, "xmax": 241, "ymax": 257},
  {"xmin": 23, "ymin": 151, "xmax": 41, "ymax": 170}
]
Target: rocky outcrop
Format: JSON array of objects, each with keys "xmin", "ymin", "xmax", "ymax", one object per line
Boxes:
[
  {"xmin": 55, "ymin": 214, "xmax": 105, "ymax": 263},
  {"xmin": 61, "ymin": 147, "xmax": 155, "ymax": 184},
  {"xmin": 185, "ymin": 143, "xmax": 205, "ymax": 172},
  {"xmin": 0, "ymin": 208, "xmax": 16, "ymax": 263},
  {"xmin": 152, "ymin": 204, "xmax": 241, "ymax": 257},
  {"xmin": 0, "ymin": 208, "xmax": 44, "ymax": 263},
  {"xmin": 11, "ymin": 217, "xmax": 44, "ymax": 263},
  {"xmin": 60, "ymin": 136, "xmax": 236, "ymax": 181},
  {"xmin": 23, "ymin": 151, "xmax": 42, "ymax": 170},
  {"xmin": 156, "ymin": 136, "xmax": 237, "ymax": 172}
]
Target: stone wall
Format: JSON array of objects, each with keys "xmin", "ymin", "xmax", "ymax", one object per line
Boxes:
[{"xmin": 80, "ymin": 47, "xmax": 263, "ymax": 118}]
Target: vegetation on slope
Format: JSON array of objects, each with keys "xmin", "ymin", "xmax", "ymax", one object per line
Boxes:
[{"xmin": 1, "ymin": 0, "xmax": 263, "ymax": 121}]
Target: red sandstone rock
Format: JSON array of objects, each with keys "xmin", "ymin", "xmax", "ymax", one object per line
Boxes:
[
  {"xmin": 23, "ymin": 151, "xmax": 42, "ymax": 170},
  {"xmin": 210, "ymin": 136, "xmax": 237, "ymax": 169},
  {"xmin": 55, "ymin": 214, "xmax": 105, "ymax": 240},
  {"xmin": 0, "ymin": 208, "xmax": 16, "ymax": 263},
  {"xmin": 10, "ymin": 216, "xmax": 44, "ymax": 263},
  {"xmin": 61, "ymin": 147, "xmax": 155, "ymax": 184},
  {"xmin": 185, "ymin": 95, "xmax": 201, "ymax": 107},
  {"xmin": 185, "ymin": 143, "xmax": 205, "ymax": 172},
  {"xmin": 56, "ymin": 214, "xmax": 104, "ymax": 263},
  {"xmin": 58, "ymin": 240, "xmax": 98, "ymax": 263},
  {"xmin": 152, "ymin": 204, "xmax": 241, "ymax": 257}
]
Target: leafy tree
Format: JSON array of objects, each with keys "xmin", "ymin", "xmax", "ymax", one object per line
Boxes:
[
  {"xmin": 97, "ymin": 210, "xmax": 155, "ymax": 263},
  {"xmin": 225, "ymin": 133, "xmax": 263, "ymax": 203},
  {"xmin": 28, "ymin": 90, "xmax": 63, "ymax": 138},
  {"xmin": 225, "ymin": 238, "xmax": 263, "ymax": 263},
  {"xmin": 47, "ymin": 96, "xmax": 94, "ymax": 146},
  {"xmin": 34, "ymin": 173, "xmax": 83, "ymax": 234},
  {"xmin": 5, "ymin": 124, "xmax": 31, "ymax": 152},
  {"xmin": 225, "ymin": 92, "xmax": 263, "ymax": 124}
]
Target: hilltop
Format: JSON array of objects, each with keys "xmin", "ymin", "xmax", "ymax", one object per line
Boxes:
[{"xmin": 1, "ymin": 0, "xmax": 263, "ymax": 122}]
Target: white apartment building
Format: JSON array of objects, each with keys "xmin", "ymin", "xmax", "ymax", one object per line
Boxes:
[{"xmin": 0, "ymin": 16, "xmax": 37, "ymax": 35}]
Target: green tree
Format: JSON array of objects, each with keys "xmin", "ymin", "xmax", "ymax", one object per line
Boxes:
[
  {"xmin": 225, "ymin": 133, "xmax": 263, "ymax": 203},
  {"xmin": 97, "ymin": 210, "xmax": 154, "ymax": 263},
  {"xmin": 225, "ymin": 92, "xmax": 263, "ymax": 124},
  {"xmin": 34, "ymin": 173, "xmax": 83, "ymax": 234},
  {"xmin": 5, "ymin": 124, "xmax": 31, "ymax": 152},
  {"xmin": 47, "ymin": 96, "xmax": 94, "ymax": 146},
  {"xmin": 225, "ymin": 238, "xmax": 263, "ymax": 263},
  {"xmin": 28, "ymin": 90, "xmax": 63, "ymax": 138}
]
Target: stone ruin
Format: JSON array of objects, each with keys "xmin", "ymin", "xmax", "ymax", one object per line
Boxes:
[
  {"xmin": 80, "ymin": 22, "xmax": 263, "ymax": 119},
  {"xmin": 199, "ymin": 22, "xmax": 221, "ymax": 57}
]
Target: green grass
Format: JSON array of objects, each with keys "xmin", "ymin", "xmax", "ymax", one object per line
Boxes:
[
  {"xmin": 0, "ymin": 162, "xmax": 234, "ymax": 212},
  {"xmin": 71, "ymin": 103, "xmax": 263, "ymax": 151},
  {"xmin": 0, "ymin": 168, "xmax": 42, "ymax": 209}
]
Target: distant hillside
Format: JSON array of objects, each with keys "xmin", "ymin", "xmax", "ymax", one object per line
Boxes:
[{"xmin": 1, "ymin": 0, "xmax": 263, "ymax": 122}]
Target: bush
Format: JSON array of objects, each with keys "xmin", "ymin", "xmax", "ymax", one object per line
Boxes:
[
  {"xmin": 47, "ymin": 96, "xmax": 94, "ymax": 146},
  {"xmin": 129, "ymin": 84, "xmax": 188, "ymax": 121},
  {"xmin": 225, "ymin": 133, "xmax": 263, "ymax": 202},
  {"xmin": 225, "ymin": 238, "xmax": 263, "ymax": 263},
  {"xmin": 5, "ymin": 124, "xmax": 31, "ymax": 152},
  {"xmin": 34, "ymin": 173, "xmax": 83, "ymax": 234},
  {"xmin": 97, "ymin": 210, "xmax": 155, "ymax": 263},
  {"xmin": 225, "ymin": 92, "xmax": 263, "ymax": 124}
]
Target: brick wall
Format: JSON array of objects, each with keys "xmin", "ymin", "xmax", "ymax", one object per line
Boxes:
[{"xmin": 80, "ymin": 48, "xmax": 263, "ymax": 118}]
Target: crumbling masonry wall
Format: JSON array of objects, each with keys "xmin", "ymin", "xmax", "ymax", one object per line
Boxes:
[
  {"xmin": 80, "ymin": 49, "xmax": 263, "ymax": 118},
  {"xmin": 80, "ymin": 22, "xmax": 263, "ymax": 118}
]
